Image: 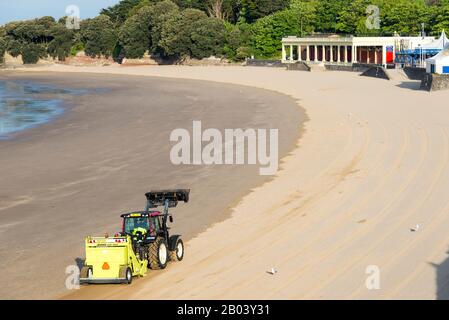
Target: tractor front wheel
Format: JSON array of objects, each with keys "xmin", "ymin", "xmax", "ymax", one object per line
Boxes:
[
  {"xmin": 169, "ymin": 238, "xmax": 184, "ymax": 262},
  {"xmin": 148, "ymin": 238, "xmax": 168, "ymax": 270}
]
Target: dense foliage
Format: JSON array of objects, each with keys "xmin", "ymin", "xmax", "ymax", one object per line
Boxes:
[
  {"xmin": 159, "ymin": 9, "xmax": 227, "ymax": 58},
  {"xmin": 80, "ymin": 15, "xmax": 118, "ymax": 58},
  {"xmin": 0, "ymin": 16, "xmax": 74, "ymax": 63},
  {"xmin": 47, "ymin": 24, "xmax": 74, "ymax": 60},
  {"xmin": 0, "ymin": 37, "xmax": 6, "ymax": 63},
  {"xmin": 1, "ymin": 0, "xmax": 449, "ymax": 64},
  {"xmin": 118, "ymin": 0, "xmax": 180, "ymax": 58}
]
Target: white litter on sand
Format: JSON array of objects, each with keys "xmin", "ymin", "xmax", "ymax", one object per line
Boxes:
[{"xmin": 267, "ymin": 268, "xmax": 278, "ymax": 275}]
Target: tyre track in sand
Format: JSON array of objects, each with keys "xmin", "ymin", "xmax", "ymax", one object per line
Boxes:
[
  {"xmin": 262, "ymin": 126, "xmax": 424, "ymax": 298},
  {"xmin": 305, "ymin": 127, "xmax": 448, "ymax": 299},
  {"xmin": 212, "ymin": 115, "xmax": 388, "ymax": 296}
]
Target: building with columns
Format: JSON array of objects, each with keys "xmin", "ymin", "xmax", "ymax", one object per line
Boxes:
[{"xmin": 282, "ymin": 35, "xmax": 438, "ymax": 68}]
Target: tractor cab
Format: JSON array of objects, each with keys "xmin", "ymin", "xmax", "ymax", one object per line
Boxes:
[{"xmin": 121, "ymin": 212, "xmax": 163, "ymax": 241}]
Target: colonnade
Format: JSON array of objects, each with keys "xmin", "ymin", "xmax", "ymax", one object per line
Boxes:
[
  {"xmin": 282, "ymin": 44, "xmax": 356, "ymax": 63},
  {"xmin": 282, "ymin": 43, "xmax": 388, "ymax": 66}
]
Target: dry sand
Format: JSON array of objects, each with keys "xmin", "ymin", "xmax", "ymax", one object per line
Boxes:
[{"xmin": 5, "ymin": 64, "xmax": 449, "ymax": 300}]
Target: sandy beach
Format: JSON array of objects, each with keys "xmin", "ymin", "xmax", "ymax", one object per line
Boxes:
[
  {"xmin": 3, "ymin": 64, "xmax": 449, "ymax": 299},
  {"xmin": 0, "ymin": 71, "xmax": 302, "ymax": 299}
]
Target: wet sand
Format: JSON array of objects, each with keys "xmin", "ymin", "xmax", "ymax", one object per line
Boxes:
[{"xmin": 0, "ymin": 71, "xmax": 303, "ymax": 299}]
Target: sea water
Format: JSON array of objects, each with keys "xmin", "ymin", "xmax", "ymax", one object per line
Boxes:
[{"xmin": 0, "ymin": 80, "xmax": 86, "ymax": 139}]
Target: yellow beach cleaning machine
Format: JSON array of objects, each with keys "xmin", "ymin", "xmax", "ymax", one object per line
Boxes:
[
  {"xmin": 79, "ymin": 189, "xmax": 190, "ymax": 285},
  {"xmin": 80, "ymin": 235, "xmax": 147, "ymax": 284}
]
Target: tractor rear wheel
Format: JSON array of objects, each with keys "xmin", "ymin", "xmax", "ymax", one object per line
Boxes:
[
  {"xmin": 169, "ymin": 238, "xmax": 184, "ymax": 262},
  {"xmin": 148, "ymin": 238, "xmax": 168, "ymax": 270}
]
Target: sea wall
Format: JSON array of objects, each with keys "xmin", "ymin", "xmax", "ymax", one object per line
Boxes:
[
  {"xmin": 325, "ymin": 63, "xmax": 373, "ymax": 73},
  {"xmin": 286, "ymin": 61, "xmax": 311, "ymax": 71},
  {"xmin": 360, "ymin": 66, "xmax": 390, "ymax": 80},
  {"xmin": 420, "ymin": 73, "xmax": 449, "ymax": 91},
  {"xmin": 352, "ymin": 63, "xmax": 374, "ymax": 73},
  {"xmin": 403, "ymin": 67, "xmax": 426, "ymax": 81},
  {"xmin": 245, "ymin": 59, "xmax": 284, "ymax": 68},
  {"xmin": 325, "ymin": 64, "xmax": 356, "ymax": 72}
]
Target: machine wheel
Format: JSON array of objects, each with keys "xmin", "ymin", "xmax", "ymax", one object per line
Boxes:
[
  {"xmin": 148, "ymin": 238, "xmax": 168, "ymax": 270},
  {"xmin": 169, "ymin": 238, "xmax": 184, "ymax": 262},
  {"xmin": 80, "ymin": 266, "xmax": 92, "ymax": 285},
  {"xmin": 119, "ymin": 266, "xmax": 133, "ymax": 284},
  {"xmin": 125, "ymin": 268, "xmax": 133, "ymax": 284}
]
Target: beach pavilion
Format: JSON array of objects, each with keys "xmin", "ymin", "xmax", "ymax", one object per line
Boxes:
[
  {"xmin": 281, "ymin": 34, "xmax": 440, "ymax": 68},
  {"xmin": 426, "ymin": 45, "xmax": 449, "ymax": 74}
]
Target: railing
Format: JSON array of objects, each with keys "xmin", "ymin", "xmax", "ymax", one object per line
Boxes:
[{"xmin": 283, "ymin": 37, "xmax": 354, "ymax": 43}]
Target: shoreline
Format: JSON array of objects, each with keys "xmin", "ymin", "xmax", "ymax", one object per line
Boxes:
[
  {"xmin": 0, "ymin": 78, "xmax": 91, "ymax": 140},
  {"xmin": 0, "ymin": 69, "xmax": 303, "ymax": 299}
]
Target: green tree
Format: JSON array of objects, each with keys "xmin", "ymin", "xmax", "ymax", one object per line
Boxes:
[
  {"xmin": 0, "ymin": 37, "xmax": 6, "ymax": 63},
  {"xmin": 148, "ymin": 0, "xmax": 180, "ymax": 54},
  {"xmin": 250, "ymin": 9, "xmax": 300, "ymax": 58},
  {"xmin": 431, "ymin": 1, "xmax": 449, "ymax": 34},
  {"xmin": 222, "ymin": 22, "xmax": 241, "ymax": 60},
  {"xmin": 190, "ymin": 17, "xmax": 226, "ymax": 58},
  {"xmin": 173, "ymin": 0, "xmax": 207, "ymax": 11},
  {"xmin": 101, "ymin": 0, "xmax": 143, "ymax": 24},
  {"xmin": 119, "ymin": 6, "xmax": 153, "ymax": 58},
  {"xmin": 7, "ymin": 40, "xmax": 23, "ymax": 58},
  {"xmin": 47, "ymin": 24, "xmax": 74, "ymax": 61},
  {"xmin": 314, "ymin": 0, "xmax": 346, "ymax": 33},
  {"xmin": 3, "ymin": 17, "xmax": 55, "ymax": 45},
  {"xmin": 21, "ymin": 43, "xmax": 47, "ymax": 64},
  {"xmin": 290, "ymin": 0, "xmax": 318, "ymax": 36},
  {"xmin": 381, "ymin": 0, "xmax": 429, "ymax": 35},
  {"xmin": 81, "ymin": 15, "xmax": 118, "ymax": 58},
  {"xmin": 240, "ymin": 0, "xmax": 289, "ymax": 23},
  {"xmin": 159, "ymin": 8, "xmax": 226, "ymax": 58},
  {"xmin": 160, "ymin": 9, "xmax": 208, "ymax": 57},
  {"xmin": 222, "ymin": 21, "xmax": 252, "ymax": 60},
  {"xmin": 119, "ymin": 0, "xmax": 180, "ymax": 59}
]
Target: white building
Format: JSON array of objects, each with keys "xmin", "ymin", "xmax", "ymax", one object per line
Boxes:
[
  {"xmin": 426, "ymin": 46, "xmax": 449, "ymax": 74},
  {"xmin": 281, "ymin": 35, "xmax": 438, "ymax": 67}
]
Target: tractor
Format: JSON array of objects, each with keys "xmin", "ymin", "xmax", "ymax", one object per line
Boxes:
[{"xmin": 79, "ymin": 189, "xmax": 189, "ymax": 284}]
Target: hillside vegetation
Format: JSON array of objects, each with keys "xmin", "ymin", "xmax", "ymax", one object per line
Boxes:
[{"xmin": 1, "ymin": 0, "xmax": 448, "ymax": 64}]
